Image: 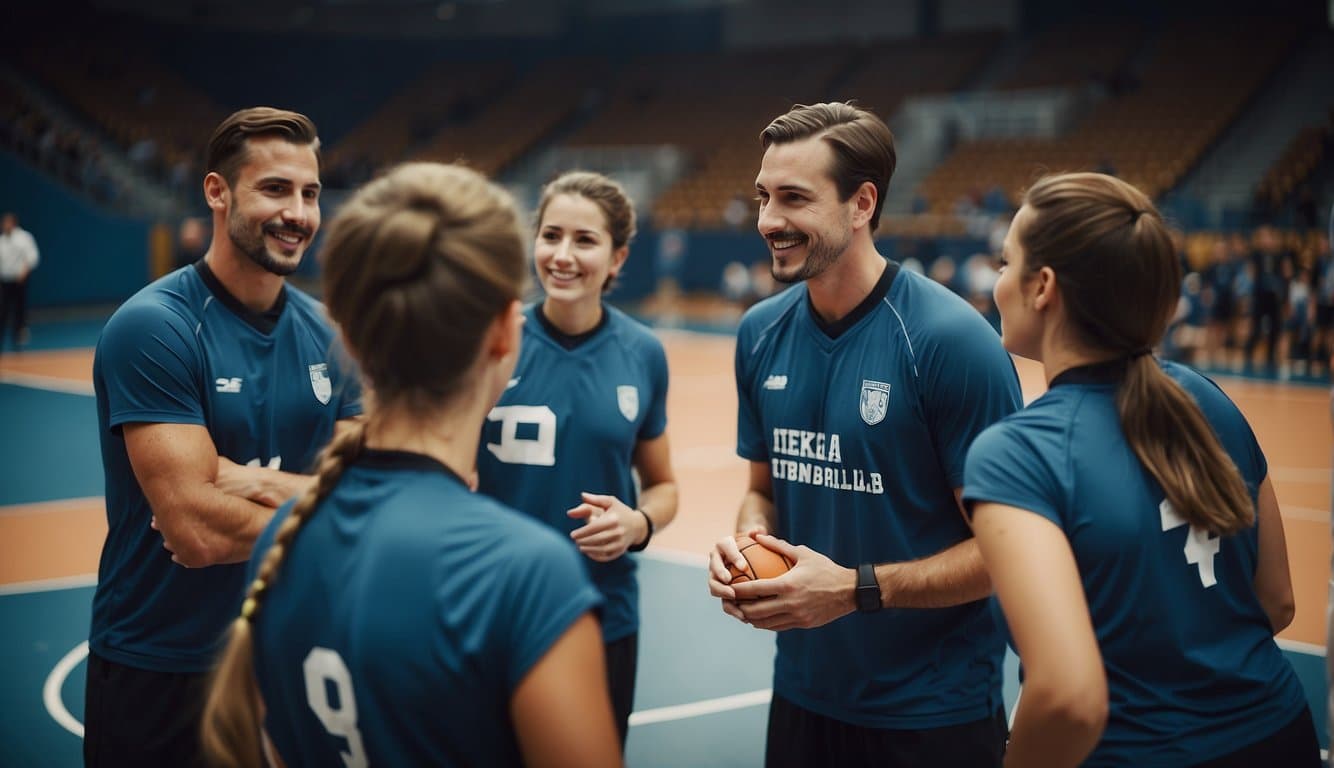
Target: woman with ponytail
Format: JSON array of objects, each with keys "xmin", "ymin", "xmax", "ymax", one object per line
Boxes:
[
  {"xmin": 962, "ymin": 172, "xmax": 1318, "ymax": 767},
  {"xmin": 202, "ymin": 163, "xmax": 621, "ymax": 768}
]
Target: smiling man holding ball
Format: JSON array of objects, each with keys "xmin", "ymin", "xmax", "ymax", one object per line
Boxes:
[{"xmin": 706, "ymin": 102, "xmax": 1021, "ymax": 768}]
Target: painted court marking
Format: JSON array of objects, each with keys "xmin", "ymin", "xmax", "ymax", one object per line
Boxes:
[
  {"xmin": 629, "ymin": 689, "xmax": 772, "ymax": 726},
  {"xmin": 17, "ymin": 553, "xmax": 1334, "ymax": 746},
  {"xmin": 44, "ymin": 641, "xmax": 87, "ymax": 738},
  {"xmin": 0, "ymin": 371, "xmax": 94, "ymax": 396}
]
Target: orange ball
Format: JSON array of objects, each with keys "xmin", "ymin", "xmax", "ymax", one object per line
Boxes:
[{"xmin": 727, "ymin": 535, "xmax": 794, "ymax": 584}]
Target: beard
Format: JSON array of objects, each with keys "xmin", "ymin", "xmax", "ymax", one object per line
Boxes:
[
  {"xmin": 228, "ymin": 210, "xmax": 308, "ymax": 277},
  {"xmin": 770, "ymin": 220, "xmax": 851, "ymax": 285}
]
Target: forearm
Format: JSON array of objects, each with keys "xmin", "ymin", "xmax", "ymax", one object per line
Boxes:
[
  {"xmin": 636, "ymin": 481, "xmax": 678, "ymax": 536},
  {"xmin": 736, "ymin": 489, "xmax": 777, "ymax": 535},
  {"xmin": 1005, "ymin": 682, "xmax": 1105, "ymax": 767},
  {"xmin": 217, "ymin": 456, "xmax": 315, "ymax": 507},
  {"xmin": 875, "ymin": 538, "xmax": 992, "ymax": 609},
  {"xmin": 160, "ymin": 486, "xmax": 277, "ymax": 567}
]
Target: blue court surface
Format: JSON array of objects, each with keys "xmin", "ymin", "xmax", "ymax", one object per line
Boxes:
[
  {"xmin": 0, "ymin": 561, "xmax": 1326, "ymax": 767},
  {"xmin": 0, "ymin": 313, "xmax": 1327, "ymax": 766}
]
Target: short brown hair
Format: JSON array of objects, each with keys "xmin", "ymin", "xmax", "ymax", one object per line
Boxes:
[
  {"xmin": 205, "ymin": 107, "xmax": 321, "ymax": 187},
  {"xmin": 761, "ymin": 102, "xmax": 896, "ymax": 232}
]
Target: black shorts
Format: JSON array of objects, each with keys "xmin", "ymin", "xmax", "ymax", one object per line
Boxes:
[
  {"xmin": 1190, "ymin": 706, "xmax": 1321, "ymax": 768},
  {"xmin": 84, "ymin": 651, "xmax": 210, "ymax": 767},
  {"xmin": 604, "ymin": 633, "xmax": 638, "ymax": 749},
  {"xmin": 764, "ymin": 693, "xmax": 1007, "ymax": 768}
]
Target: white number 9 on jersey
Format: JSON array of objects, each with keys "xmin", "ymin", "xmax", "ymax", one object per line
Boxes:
[{"xmin": 303, "ymin": 647, "xmax": 369, "ymax": 768}]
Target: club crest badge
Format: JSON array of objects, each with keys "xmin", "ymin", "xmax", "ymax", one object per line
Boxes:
[
  {"xmin": 309, "ymin": 363, "xmax": 332, "ymax": 405},
  {"xmin": 617, "ymin": 385, "xmax": 639, "ymax": 422},
  {"xmin": 859, "ymin": 379, "xmax": 891, "ymax": 425}
]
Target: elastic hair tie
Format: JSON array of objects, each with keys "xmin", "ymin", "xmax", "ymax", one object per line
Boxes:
[{"xmin": 1128, "ymin": 347, "xmax": 1152, "ymax": 359}]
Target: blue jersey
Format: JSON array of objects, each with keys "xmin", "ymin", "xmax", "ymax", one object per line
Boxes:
[
  {"xmin": 735, "ymin": 263, "xmax": 1022, "ymax": 729},
  {"xmin": 91, "ymin": 263, "xmax": 362, "ymax": 673},
  {"xmin": 476, "ymin": 303, "xmax": 668, "ymax": 643},
  {"xmin": 963, "ymin": 360, "xmax": 1307, "ymax": 765},
  {"xmin": 252, "ymin": 449, "xmax": 602, "ymax": 767}
]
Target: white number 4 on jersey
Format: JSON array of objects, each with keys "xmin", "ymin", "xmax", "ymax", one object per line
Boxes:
[{"xmin": 1159, "ymin": 499, "xmax": 1220, "ymax": 588}]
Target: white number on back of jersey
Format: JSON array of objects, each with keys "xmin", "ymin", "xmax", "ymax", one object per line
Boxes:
[
  {"xmin": 486, "ymin": 405, "xmax": 557, "ymax": 466},
  {"xmin": 303, "ymin": 647, "xmax": 369, "ymax": 768},
  {"xmin": 1159, "ymin": 499, "xmax": 1220, "ymax": 588}
]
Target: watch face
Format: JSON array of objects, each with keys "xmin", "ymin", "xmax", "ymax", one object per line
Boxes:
[
  {"xmin": 856, "ymin": 586, "xmax": 880, "ymax": 612},
  {"xmin": 856, "ymin": 564, "xmax": 880, "ymax": 612}
]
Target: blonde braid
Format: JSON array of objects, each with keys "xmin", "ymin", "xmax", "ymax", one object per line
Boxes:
[{"xmin": 201, "ymin": 422, "xmax": 367, "ymax": 768}]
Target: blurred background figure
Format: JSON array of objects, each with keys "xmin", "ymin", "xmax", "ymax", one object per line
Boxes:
[
  {"xmin": 172, "ymin": 216, "xmax": 208, "ymax": 270},
  {"xmin": 0, "ymin": 212, "xmax": 40, "ymax": 353}
]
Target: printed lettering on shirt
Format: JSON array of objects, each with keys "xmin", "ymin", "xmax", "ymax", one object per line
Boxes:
[
  {"xmin": 763, "ymin": 374, "xmax": 788, "ymax": 391},
  {"xmin": 769, "ymin": 428, "xmax": 883, "ymax": 494},
  {"xmin": 215, "ymin": 377, "xmax": 243, "ymax": 393}
]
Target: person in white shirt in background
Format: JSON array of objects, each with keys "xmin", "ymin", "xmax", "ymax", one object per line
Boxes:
[{"xmin": 0, "ymin": 212, "xmax": 40, "ymax": 353}]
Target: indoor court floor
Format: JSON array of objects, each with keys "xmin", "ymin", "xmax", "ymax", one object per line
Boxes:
[{"xmin": 0, "ymin": 316, "xmax": 1328, "ymax": 767}]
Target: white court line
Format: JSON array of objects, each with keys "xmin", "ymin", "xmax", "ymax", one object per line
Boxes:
[
  {"xmin": 629, "ymin": 689, "xmax": 772, "ymax": 726},
  {"xmin": 1284, "ymin": 505, "xmax": 1332, "ymax": 524},
  {"xmin": 0, "ymin": 573, "xmax": 97, "ymax": 595},
  {"xmin": 0, "ymin": 496, "xmax": 103, "ymax": 518},
  {"xmin": 43, "ymin": 641, "xmax": 88, "ymax": 738},
  {"xmin": 640, "ymin": 548, "xmax": 709, "ymax": 568},
  {"xmin": 0, "ymin": 371, "xmax": 94, "ymax": 396},
  {"xmin": 1277, "ymin": 638, "xmax": 1327, "ymax": 657},
  {"xmin": 1271, "ymin": 467, "xmax": 1333, "ymax": 484}
]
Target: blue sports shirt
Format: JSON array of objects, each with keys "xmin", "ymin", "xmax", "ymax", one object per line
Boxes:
[
  {"xmin": 476, "ymin": 303, "xmax": 668, "ymax": 643},
  {"xmin": 963, "ymin": 359, "xmax": 1308, "ymax": 765},
  {"xmin": 91, "ymin": 262, "xmax": 362, "ymax": 673},
  {"xmin": 253, "ymin": 450, "xmax": 603, "ymax": 767},
  {"xmin": 735, "ymin": 263, "xmax": 1022, "ymax": 728}
]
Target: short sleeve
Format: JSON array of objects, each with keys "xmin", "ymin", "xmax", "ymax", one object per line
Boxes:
[
  {"xmin": 734, "ymin": 323, "xmax": 766, "ymax": 461},
  {"xmin": 963, "ymin": 422, "xmax": 1064, "ymax": 528},
  {"xmin": 98, "ymin": 301, "xmax": 206, "ymax": 433},
  {"xmin": 920, "ymin": 311, "xmax": 1021, "ymax": 487},
  {"xmin": 495, "ymin": 530, "xmax": 604, "ymax": 690},
  {"xmin": 330, "ymin": 339, "xmax": 365, "ymax": 422},
  {"xmin": 638, "ymin": 337, "xmax": 669, "ymax": 441}
]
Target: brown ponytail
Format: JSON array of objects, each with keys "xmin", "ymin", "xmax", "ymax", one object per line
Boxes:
[
  {"xmin": 1020, "ymin": 173, "xmax": 1253, "ymax": 535},
  {"xmin": 201, "ymin": 423, "xmax": 366, "ymax": 767}
]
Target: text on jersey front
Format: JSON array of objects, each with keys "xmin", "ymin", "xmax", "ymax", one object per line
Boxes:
[{"xmin": 770, "ymin": 428, "xmax": 883, "ymax": 494}]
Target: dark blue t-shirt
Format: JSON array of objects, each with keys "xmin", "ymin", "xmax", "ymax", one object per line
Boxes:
[
  {"xmin": 735, "ymin": 264, "xmax": 1022, "ymax": 728},
  {"xmin": 253, "ymin": 450, "xmax": 602, "ymax": 767},
  {"xmin": 476, "ymin": 303, "xmax": 668, "ymax": 643},
  {"xmin": 964, "ymin": 360, "xmax": 1307, "ymax": 765},
  {"xmin": 91, "ymin": 263, "xmax": 362, "ymax": 673}
]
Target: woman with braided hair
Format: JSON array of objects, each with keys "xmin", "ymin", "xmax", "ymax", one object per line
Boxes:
[
  {"xmin": 962, "ymin": 172, "xmax": 1318, "ymax": 767},
  {"xmin": 201, "ymin": 163, "xmax": 622, "ymax": 768}
]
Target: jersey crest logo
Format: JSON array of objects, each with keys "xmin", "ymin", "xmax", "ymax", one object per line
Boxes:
[
  {"xmin": 309, "ymin": 363, "xmax": 332, "ymax": 405},
  {"xmin": 617, "ymin": 385, "xmax": 639, "ymax": 421},
  {"xmin": 859, "ymin": 380, "xmax": 891, "ymax": 425}
]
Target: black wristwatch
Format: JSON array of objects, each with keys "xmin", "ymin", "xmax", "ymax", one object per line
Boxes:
[{"xmin": 855, "ymin": 563, "xmax": 881, "ymax": 613}]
